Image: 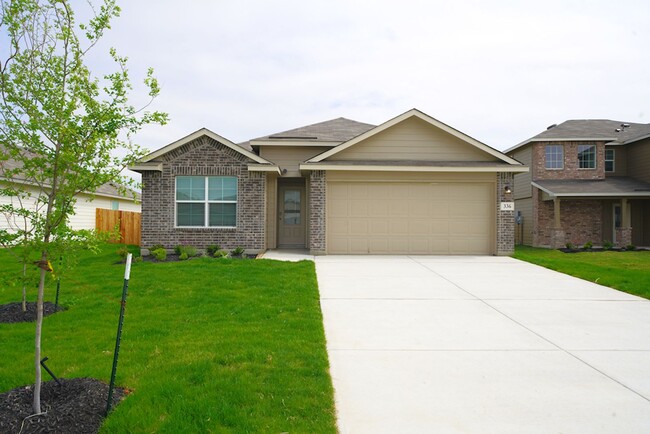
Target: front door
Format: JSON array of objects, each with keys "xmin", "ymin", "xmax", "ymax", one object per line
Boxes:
[
  {"xmin": 278, "ymin": 184, "xmax": 306, "ymax": 247},
  {"xmin": 613, "ymin": 203, "xmax": 621, "ymax": 243}
]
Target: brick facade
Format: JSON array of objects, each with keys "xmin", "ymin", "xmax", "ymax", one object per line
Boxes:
[
  {"xmin": 308, "ymin": 170, "xmax": 326, "ymax": 254},
  {"xmin": 141, "ymin": 136, "xmax": 266, "ymax": 252},
  {"xmin": 532, "ymin": 141, "xmax": 606, "ymax": 181},
  {"xmin": 497, "ymin": 172, "xmax": 515, "ymax": 255}
]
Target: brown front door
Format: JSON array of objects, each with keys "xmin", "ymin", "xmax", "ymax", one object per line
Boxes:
[{"xmin": 278, "ymin": 184, "xmax": 306, "ymax": 247}]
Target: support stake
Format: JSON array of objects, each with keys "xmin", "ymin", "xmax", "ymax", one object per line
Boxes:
[
  {"xmin": 40, "ymin": 357, "xmax": 61, "ymax": 386},
  {"xmin": 106, "ymin": 253, "xmax": 132, "ymax": 416}
]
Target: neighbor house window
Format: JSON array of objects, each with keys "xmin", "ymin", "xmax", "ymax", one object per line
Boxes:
[
  {"xmin": 577, "ymin": 144, "xmax": 596, "ymax": 169},
  {"xmin": 605, "ymin": 149, "xmax": 615, "ymax": 172},
  {"xmin": 545, "ymin": 145, "xmax": 564, "ymax": 169},
  {"xmin": 111, "ymin": 200, "xmax": 119, "ymax": 210},
  {"xmin": 176, "ymin": 176, "xmax": 237, "ymax": 227}
]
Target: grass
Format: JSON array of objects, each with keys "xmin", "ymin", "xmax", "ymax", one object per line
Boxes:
[
  {"xmin": 0, "ymin": 245, "xmax": 337, "ymax": 433},
  {"xmin": 513, "ymin": 245, "xmax": 650, "ymax": 299}
]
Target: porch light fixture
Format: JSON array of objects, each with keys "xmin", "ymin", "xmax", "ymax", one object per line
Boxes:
[{"xmin": 504, "ymin": 185, "xmax": 512, "ymax": 194}]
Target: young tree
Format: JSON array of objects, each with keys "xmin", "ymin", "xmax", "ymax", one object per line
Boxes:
[{"xmin": 0, "ymin": 0, "xmax": 167, "ymax": 414}]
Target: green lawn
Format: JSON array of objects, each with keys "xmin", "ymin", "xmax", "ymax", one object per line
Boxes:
[
  {"xmin": 0, "ymin": 245, "xmax": 337, "ymax": 433},
  {"xmin": 513, "ymin": 245, "xmax": 650, "ymax": 299}
]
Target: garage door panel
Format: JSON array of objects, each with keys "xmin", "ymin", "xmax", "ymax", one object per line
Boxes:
[{"xmin": 327, "ymin": 181, "xmax": 494, "ymax": 254}]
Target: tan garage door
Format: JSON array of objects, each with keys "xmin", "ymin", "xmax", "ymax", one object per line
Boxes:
[{"xmin": 327, "ymin": 181, "xmax": 494, "ymax": 254}]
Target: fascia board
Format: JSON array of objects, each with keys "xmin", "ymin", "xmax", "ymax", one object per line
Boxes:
[{"xmin": 140, "ymin": 128, "xmax": 272, "ymax": 165}]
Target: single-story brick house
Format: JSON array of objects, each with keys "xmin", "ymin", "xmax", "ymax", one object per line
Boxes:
[
  {"xmin": 506, "ymin": 119, "xmax": 650, "ymax": 248},
  {"xmin": 131, "ymin": 109, "xmax": 528, "ymax": 255}
]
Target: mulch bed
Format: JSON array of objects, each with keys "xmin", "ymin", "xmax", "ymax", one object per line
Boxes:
[
  {"xmin": 0, "ymin": 302, "xmax": 65, "ymax": 324},
  {"xmin": 0, "ymin": 378, "xmax": 126, "ymax": 434}
]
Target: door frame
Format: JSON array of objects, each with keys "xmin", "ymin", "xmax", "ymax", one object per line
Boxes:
[{"xmin": 277, "ymin": 178, "xmax": 307, "ymax": 248}]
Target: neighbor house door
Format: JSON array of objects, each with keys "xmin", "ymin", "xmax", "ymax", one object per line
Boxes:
[{"xmin": 278, "ymin": 184, "xmax": 306, "ymax": 247}]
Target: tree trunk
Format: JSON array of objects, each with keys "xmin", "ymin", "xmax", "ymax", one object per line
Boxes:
[
  {"xmin": 33, "ymin": 254, "xmax": 47, "ymax": 414},
  {"xmin": 22, "ymin": 263, "xmax": 27, "ymax": 313}
]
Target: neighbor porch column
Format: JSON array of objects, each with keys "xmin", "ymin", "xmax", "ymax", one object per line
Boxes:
[
  {"xmin": 616, "ymin": 198, "xmax": 632, "ymax": 247},
  {"xmin": 550, "ymin": 197, "xmax": 566, "ymax": 248}
]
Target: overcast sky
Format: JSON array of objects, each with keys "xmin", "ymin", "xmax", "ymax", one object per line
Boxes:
[{"xmin": 85, "ymin": 0, "xmax": 649, "ymax": 161}]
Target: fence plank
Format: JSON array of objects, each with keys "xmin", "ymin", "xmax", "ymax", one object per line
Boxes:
[{"xmin": 95, "ymin": 208, "xmax": 141, "ymax": 245}]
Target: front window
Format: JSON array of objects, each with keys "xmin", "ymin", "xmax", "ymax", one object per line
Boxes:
[
  {"xmin": 605, "ymin": 149, "xmax": 615, "ymax": 172},
  {"xmin": 545, "ymin": 145, "xmax": 564, "ymax": 169},
  {"xmin": 577, "ymin": 144, "xmax": 596, "ymax": 169},
  {"xmin": 176, "ymin": 176, "xmax": 237, "ymax": 227}
]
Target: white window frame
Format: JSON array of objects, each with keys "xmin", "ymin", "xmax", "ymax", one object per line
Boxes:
[
  {"xmin": 605, "ymin": 148, "xmax": 615, "ymax": 172},
  {"xmin": 545, "ymin": 144, "xmax": 564, "ymax": 169},
  {"xmin": 175, "ymin": 176, "xmax": 237, "ymax": 228},
  {"xmin": 577, "ymin": 144, "xmax": 596, "ymax": 169}
]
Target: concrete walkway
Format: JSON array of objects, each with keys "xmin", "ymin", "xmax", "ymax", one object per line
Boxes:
[{"xmin": 315, "ymin": 255, "xmax": 650, "ymax": 433}]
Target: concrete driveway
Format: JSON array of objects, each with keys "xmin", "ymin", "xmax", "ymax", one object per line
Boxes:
[{"xmin": 315, "ymin": 255, "xmax": 650, "ymax": 433}]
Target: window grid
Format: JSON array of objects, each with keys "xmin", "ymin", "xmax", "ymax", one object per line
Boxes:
[
  {"xmin": 605, "ymin": 149, "xmax": 615, "ymax": 172},
  {"xmin": 176, "ymin": 176, "xmax": 237, "ymax": 228},
  {"xmin": 545, "ymin": 145, "xmax": 564, "ymax": 169},
  {"xmin": 577, "ymin": 144, "xmax": 596, "ymax": 169}
]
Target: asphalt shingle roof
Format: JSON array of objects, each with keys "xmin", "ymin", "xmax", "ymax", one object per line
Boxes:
[
  {"xmin": 253, "ymin": 117, "xmax": 376, "ymax": 143},
  {"xmin": 533, "ymin": 177, "xmax": 650, "ymax": 197},
  {"xmin": 532, "ymin": 120, "xmax": 650, "ymax": 142}
]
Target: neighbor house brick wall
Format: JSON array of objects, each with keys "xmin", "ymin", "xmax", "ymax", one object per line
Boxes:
[
  {"xmin": 309, "ymin": 170, "xmax": 326, "ymax": 254},
  {"xmin": 534, "ymin": 192, "xmax": 602, "ymax": 247},
  {"xmin": 141, "ymin": 136, "xmax": 265, "ymax": 251},
  {"xmin": 532, "ymin": 141, "xmax": 606, "ymax": 181},
  {"xmin": 497, "ymin": 172, "xmax": 515, "ymax": 255}
]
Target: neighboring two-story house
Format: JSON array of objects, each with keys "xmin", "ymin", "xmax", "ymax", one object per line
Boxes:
[{"xmin": 507, "ymin": 120, "xmax": 650, "ymax": 248}]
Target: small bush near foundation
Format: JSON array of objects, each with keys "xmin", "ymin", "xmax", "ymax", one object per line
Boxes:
[
  {"xmin": 583, "ymin": 241, "xmax": 593, "ymax": 250},
  {"xmin": 179, "ymin": 252, "xmax": 189, "ymax": 260},
  {"xmin": 565, "ymin": 242, "xmax": 574, "ymax": 250},
  {"xmin": 151, "ymin": 248, "xmax": 167, "ymax": 261},
  {"xmin": 175, "ymin": 245, "xmax": 198, "ymax": 257},
  {"xmin": 230, "ymin": 246, "xmax": 245, "ymax": 257},
  {"xmin": 213, "ymin": 249, "xmax": 229, "ymax": 258},
  {"xmin": 116, "ymin": 246, "xmax": 129, "ymax": 260},
  {"xmin": 626, "ymin": 244, "xmax": 636, "ymax": 251},
  {"xmin": 603, "ymin": 240, "xmax": 613, "ymax": 250},
  {"xmin": 206, "ymin": 244, "xmax": 221, "ymax": 256},
  {"xmin": 150, "ymin": 244, "xmax": 164, "ymax": 252}
]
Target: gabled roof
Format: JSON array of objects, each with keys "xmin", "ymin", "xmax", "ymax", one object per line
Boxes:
[
  {"xmin": 0, "ymin": 144, "xmax": 140, "ymax": 201},
  {"xmin": 308, "ymin": 108, "xmax": 523, "ymax": 166},
  {"xmin": 136, "ymin": 127, "xmax": 272, "ymax": 165},
  {"xmin": 506, "ymin": 119, "xmax": 650, "ymax": 153},
  {"xmin": 533, "ymin": 177, "xmax": 650, "ymax": 198},
  {"xmin": 250, "ymin": 117, "xmax": 376, "ymax": 146}
]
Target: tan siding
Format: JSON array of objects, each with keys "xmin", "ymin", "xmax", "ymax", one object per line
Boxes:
[
  {"xmin": 329, "ymin": 117, "xmax": 497, "ymax": 162},
  {"xmin": 606, "ymin": 146, "xmax": 627, "ymax": 177},
  {"xmin": 627, "ymin": 138, "xmax": 650, "ymax": 182},
  {"xmin": 327, "ymin": 171, "xmax": 494, "ymax": 183},
  {"xmin": 259, "ymin": 146, "xmax": 330, "ymax": 177},
  {"xmin": 511, "ymin": 147, "xmax": 532, "ymax": 199},
  {"xmin": 514, "ymin": 197, "xmax": 533, "ymax": 245}
]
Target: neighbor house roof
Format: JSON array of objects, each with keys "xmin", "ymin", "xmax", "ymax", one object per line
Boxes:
[
  {"xmin": 507, "ymin": 119, "xmax": 650, "ymax": 153},
  {"xmin": 0, "ymin": 145, "xmax": 140, "ymax": 201},
  {"xmin": 532, "ymin": 177, "xmax": 650, "ymax": 199},
  {"xmin": 250, "ymin": 117, "xmax": 376, "ymax": 146}
]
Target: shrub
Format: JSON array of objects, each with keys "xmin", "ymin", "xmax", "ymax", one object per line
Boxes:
[
  {"xmin": 150, "ymin": 244, "xmax": 164, "ymax": 252},
  {"xmin": 602, "ymin": 240, "xmax": 613, "ymax": 250},
  {"xmin": 582, "ymin": 241, "xmax": 593, "ymax": 250},
  {"xmin": 230, "ymin": 246, "xmax": 245, "ymax": 257},
  {"xmin": 133, "ymin": 256, "xmax": 143, "ymax": 263},
  {"xmin": 151, "ymin": 248, "xmax": 167, "ymax": 261},
  {"xmin": 626, "ymin": 244, "xmax": 636, "ymax": 251},
  {"xmin": 175, "ymin": 245, "xmax": 198, "ymax": 257},
  {"xmin": 565, "ymin": 242, "xmax": 573, "ymax": 250},
  {"xmin": 206, "ymin": 244, "xmax": 221, "ymax": 256},
  {"xmin": 213, "ymin": 249, "xmax": 229, "ymax": 258},
  {"xmin": 179, "ymin": 252, "xmax": 189, "ymax": 260},
  {"xmin": 116, "ymin": 246, "xmax": 129, "ymax": 260}
]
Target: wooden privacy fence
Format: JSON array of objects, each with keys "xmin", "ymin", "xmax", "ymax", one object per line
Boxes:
[{"xmin": 96, "ymin": 209, "xmax": 141, "ymax": 245}]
